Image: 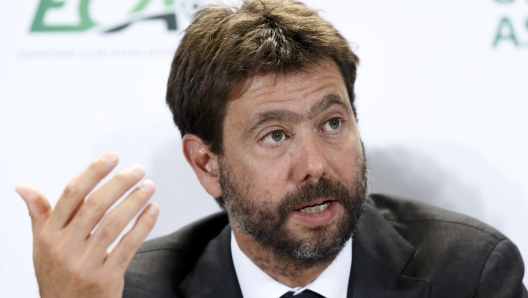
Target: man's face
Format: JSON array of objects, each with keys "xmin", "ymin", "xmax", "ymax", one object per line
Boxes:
[{"xmin": 218, "ymin": 59, "xmax": 367, "ymax": 265}]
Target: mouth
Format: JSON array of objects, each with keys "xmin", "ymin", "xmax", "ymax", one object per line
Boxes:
[
  {"xmin": 291, "ymin": 198, "xmax": 338, "ymax": 226},
  {"xmin": 295, "ymin": 198, "xmax": 335, "ymax": 213}
]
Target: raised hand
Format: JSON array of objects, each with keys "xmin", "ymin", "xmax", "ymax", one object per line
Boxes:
[{"xmin": 15, "ymin": 152, "xmax": 159, "ymax": 298}]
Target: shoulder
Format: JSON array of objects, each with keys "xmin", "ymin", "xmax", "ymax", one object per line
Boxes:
[
  {"xmin": 368, "ymin": 193, "xmax": 506, "ymax": 241},
  {"xmin": 366, "ymin": 193, "xmax": 509, "ymax": 265},
  {"xmin": 123, "ymin": 212, "xmax": 229, "ymax": 298},
  {"xmin": 366, "ymin": 194, "xmax": 526, "ymax": 297}
]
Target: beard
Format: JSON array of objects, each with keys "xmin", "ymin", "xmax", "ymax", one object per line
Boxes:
[{"xmin": 218, "ymin": 147, "xmax": 368, "ymax": 268}]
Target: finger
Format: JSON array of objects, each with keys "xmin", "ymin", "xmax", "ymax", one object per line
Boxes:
[
  {"xmin": 66, "ymin": 164, "xmax": 146, "ymax": 239},
  {"xmin": 87, "ymin": 180, "xmax": 156, "ymax": 259},
  {"xmin": 15, "ymin": 183, "xmax": 52, "ymax": 235},
  {"xmin": 48, "ymin": 151, "xmax": 119, "ymax": 231},
  {"xmin": 104, "ymin": 202, "xmax": 159, "ymax": 272}
]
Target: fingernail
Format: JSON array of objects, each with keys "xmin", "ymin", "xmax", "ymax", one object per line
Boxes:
[
  {"xmin": 15, "ymin": 183, "xmax": 36, "ymax": 203},
  {"xmin": 147, "ymin": 203, "xmax": 159, "ymax": 216},
  {"xmin": 100, "ymin": 151, "xmax": 118, "ymax": 164},
  {"xmin": 127, "ymin": 164, "xmax": 145, "ymax": 177},
  {"xmin": 139, "ymin": 180, "xmax": 156, "ymax": 193}
]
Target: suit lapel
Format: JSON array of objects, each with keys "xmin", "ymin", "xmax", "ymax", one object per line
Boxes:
[
  {"xmin": 185, "ymin": 225, "xmax": 243, "ymax": 298},
  {"xmin": 347, "ymin": 201, "xmax": 431, "ymax": 298}
]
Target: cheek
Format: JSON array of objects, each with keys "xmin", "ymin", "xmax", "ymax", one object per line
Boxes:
[
  {"xmin": 327, "ymin": 140, "xmax": 364, "ymax": 180},
  {"xmin": 240, "ymin": 155, "xmax": 292, "ymax": 200}
]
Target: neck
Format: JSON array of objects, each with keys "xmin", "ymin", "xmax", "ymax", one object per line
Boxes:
[{"xmin": 230, "ymin": 221, "xmax": 337, "ymax": 288}]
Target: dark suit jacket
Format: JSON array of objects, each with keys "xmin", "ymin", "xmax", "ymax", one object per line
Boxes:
[{"xmin": 124, "ymin": 194, "xmax": 527, "ymax": 297}]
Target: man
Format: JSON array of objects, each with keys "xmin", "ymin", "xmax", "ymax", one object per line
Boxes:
[{"xmin": 16, "ymin": 0, "xmax": 527, "ymax": 297}]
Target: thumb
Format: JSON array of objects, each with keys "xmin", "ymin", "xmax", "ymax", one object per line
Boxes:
[{"xmin": 15, "ymin": 183, "xmax": 51, "ymax": 234}]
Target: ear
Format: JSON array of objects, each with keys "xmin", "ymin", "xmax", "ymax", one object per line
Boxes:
[{"xmin": 182, "ymin": 134, "xmax": 223, "ymax": 198}]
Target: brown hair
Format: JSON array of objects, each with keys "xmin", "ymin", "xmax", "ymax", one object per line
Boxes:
[{"xmin": 166, "ymin": 0, "xmax": 359, "ymax": 155}]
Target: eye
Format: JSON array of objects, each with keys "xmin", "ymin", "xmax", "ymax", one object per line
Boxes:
[
  {"xmin": 322, "ymin": 117, "xmax": 343, "ymax": 132},
  {"xmin": 262, "ymin": 129, "xmax": 286, "ymax": 144}
]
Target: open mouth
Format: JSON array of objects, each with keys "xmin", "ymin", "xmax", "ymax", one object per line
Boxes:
[
  {"xmin": 299, "ymin": 201, "xmax": 331, "ymax": 213},
  {"xmin": 295, "ymin": 198, "xmax": 335, "ymax": 213},
  {"xmin": 292, "ymin": 198, "xmax": 338, "ymax": 226}
]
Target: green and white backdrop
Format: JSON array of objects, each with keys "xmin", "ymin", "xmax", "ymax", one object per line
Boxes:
[{"xmin": 1, "ymin": 0, "xmax": 527, "ymax": 296}]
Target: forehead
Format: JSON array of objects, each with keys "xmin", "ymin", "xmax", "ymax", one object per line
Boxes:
[{"xmin": 228, "ymin": 60, "xmax": 350, "ymax": 114}]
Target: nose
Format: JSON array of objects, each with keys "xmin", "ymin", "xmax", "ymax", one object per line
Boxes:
[{"xmin": 292, "ymin": 130, "xmax": 328, "ymax": 183}]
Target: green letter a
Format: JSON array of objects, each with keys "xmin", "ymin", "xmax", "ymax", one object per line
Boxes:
[{"xmin": 493, "ymin": 17, "xmax": 518, "ymax": 47}]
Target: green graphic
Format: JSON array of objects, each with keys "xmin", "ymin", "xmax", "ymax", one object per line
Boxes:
[
  {"xmin": 493, "ymin": 17, "xmax": 519, "ymax": 47},
  {"xmin": 30, "ymin": 0, "xmax": 95, "ymax": 32},
  {"xmin": 30, "ymin": 0, "xmax": 177, "ymax": 33}
]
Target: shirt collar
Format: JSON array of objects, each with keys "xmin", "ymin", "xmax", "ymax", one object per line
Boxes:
[{"xmin": 231, "ymin": 231, "xmax": 352, "ymax": 298}]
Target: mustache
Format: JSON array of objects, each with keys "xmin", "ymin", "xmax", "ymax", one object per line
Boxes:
[{"xmin": 275, "ymin": 177, "xmax": 354, "ymax": 224}]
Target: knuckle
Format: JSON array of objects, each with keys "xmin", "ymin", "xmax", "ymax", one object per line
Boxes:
[
  {"xmin": 135, "ymin": 188, "xmax": 152, "ymax": 201},
  {"xmin": 104, "ymin": 215, "xmax": 121, "ymax": 231},
  {"xmin": 62, "ymin": 184, "xmax": 79, "ymax": 198},
  {"xmin": 83, "ymin": 196, "xmax": 97, "ymax": 209},
  {"xmin": 83, "ymin": 197, "xmax": 104, "ymax": 213},
  {"xmin": 50, "ymin": 244, "xmax": 68, "ymax": 264},
  {"xmin": 94, "ymin": 214, "xmax": 126, "ymax": 243},
  {"xmin": 140, "ymin": 213, "xmax": 156, "ymax": 227},
  {"xmin": 95, "ymin": 225, "xmax": 113, "ymax": 241},
  {"xmin": 119, "ymin": 238, "xmax": 138, "ymax": 257},
  {"xmin": 70, "ymin": 262, "xmax": 90, "ymax": 282},
  {"xmin": 71, "ymin": 258, "xmax": 102, "ymax": 284},
  {"xmin": 127, "ymin": 194, "xmax": 148, "ymax": 210},
  {"xmin": 114, "ymin": 172, "xmax": 133, "ymax": 185},
  {"xmin": 63, "ymin": 225, "xmax": 82, "ymax": 240},
  {"xmin": 88, "ymin": 160, "xmax": 107, "ymax": 174}
]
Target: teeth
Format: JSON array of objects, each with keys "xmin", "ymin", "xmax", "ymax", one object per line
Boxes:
[{"xmin": 300, "ymin": 202, "xmax": 330, "ymax": 213}]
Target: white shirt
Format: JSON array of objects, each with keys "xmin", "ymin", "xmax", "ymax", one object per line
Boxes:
[{"xmin": 231, "ymin": 231, "xmax": 352, "ymax": 298}]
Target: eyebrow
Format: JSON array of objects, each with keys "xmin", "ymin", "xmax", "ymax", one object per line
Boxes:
[
  {"xmin": 308, "ymin": 94, "xmax": 351, "ymax": 119},
  {"xmin": 245, "ymin": 93, "xmax": 351, "ymax": 137},
  {"xmin": 245, "ymin": 110, "xmax": 302, "ymax": 137}
]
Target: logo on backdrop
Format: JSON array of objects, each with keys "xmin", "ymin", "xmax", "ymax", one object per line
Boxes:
[
  {"xmin": 18, "ymin": 0, "xmax": 206, "ymax": 59},
  {"xmin": 30, "ymin": 0, "xmax": 202, "ymax": 33},
  {"xmin": 492, "ymin": 0, "xmax": 528, "ymax": 48}
]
